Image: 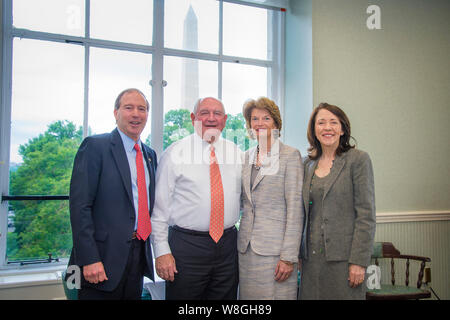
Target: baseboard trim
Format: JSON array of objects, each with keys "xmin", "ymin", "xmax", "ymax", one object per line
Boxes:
[{"xmin": 376, "ymin": 210, "xmax": 450, "ymax": 223}]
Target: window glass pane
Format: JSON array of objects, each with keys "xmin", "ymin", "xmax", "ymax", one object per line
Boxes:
[
  {"xmin": 222, "ymin": 63, "xmax": 266, "ymax": 151},
  {"xmin": 223, "ymin": 2, "xmax": 269, "ymax": 60},
  {"xmin": 13, "ymin": 0, "xmax": 85, "ymax": 37},
  {"xmin": 90, "ymin": 0, "xmax": 153, "ymax": 45},
  {"xmin": 10, "ymin": 39, "xmax": 84, "ymax": 169},
  {"xmin": 8, "ymin": 39, "xmax": 84, "ymax": 260},
  {"xmin": 163, "ymin": 56, "xmax": 218, "ymax": 149},
  {"xmin": 222, "ymin": 62, "xmax": 267, "ymax": 115},
  {"xmin": 165, "ymin": 0, "xmax": 219, "ymax": 54},
  {"xmin": 7, "ymin": 200, "xmax": 72, "ymax": 261},
  {"xmin": 89, "ymin": 47, "xmax": 152, "ymax": 143}
]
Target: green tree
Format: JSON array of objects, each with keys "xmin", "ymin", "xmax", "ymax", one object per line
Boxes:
[
  {"xmin": 150, "ymin": 109, "xmax": 255, "ymax": 151},
  {"xmin": 162, "ymin": 109, "xmax": 194, "ymax": 149},
  {"xmin": 8, "ymin": 120, "xmax": 82, "ymax": 260},
  {"xmin": 222, "ymin": 113, "xmax": 256, "ymax": 151}
]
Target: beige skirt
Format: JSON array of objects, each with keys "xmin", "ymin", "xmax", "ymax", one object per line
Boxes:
[{"xmin": 238, "ymin": 244, "xmax": 298, "ymax": 300}]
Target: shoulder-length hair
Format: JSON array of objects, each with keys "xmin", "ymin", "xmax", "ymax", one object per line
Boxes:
[{"xmin": 307, "ymin": 102, "xmax": 355, "ymax": 160}]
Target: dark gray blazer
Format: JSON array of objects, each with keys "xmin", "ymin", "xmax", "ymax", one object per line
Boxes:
[
  {"xmin": 69, "ymin": 128, "xmax": 157, "ymax": 291},
  {"xmin": 300, "ymin": 148, "xmax": 376, "ymax": 267}
]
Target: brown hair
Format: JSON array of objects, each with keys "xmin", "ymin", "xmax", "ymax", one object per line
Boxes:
[
  {"xmin": 242, "ymin": 97, "xmax": 282, "ymax": 139},
  {"xmin": 307, "ymin": 102, "xmax": 355, "ymax": 160},
  {"xmin": 114, "ymin": 88, "xmax": 149, "ymax": 111}
]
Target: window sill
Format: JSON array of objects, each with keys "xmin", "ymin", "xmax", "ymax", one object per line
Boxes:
[{"xmin": 0, "ymin": 260, "xmax": 67, "ymax": 289}]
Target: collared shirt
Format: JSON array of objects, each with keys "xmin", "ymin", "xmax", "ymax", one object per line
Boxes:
[
  {"xmin": 248, "ymin": 138, "xmax": 281, "ymax": 177},
  {"xmin": 151, "ymin": 133, "xmax": 243, "ymax": 258},
  {"xmin": 117, "ymin": 128, "xmax": 151, "ymax": 231}
]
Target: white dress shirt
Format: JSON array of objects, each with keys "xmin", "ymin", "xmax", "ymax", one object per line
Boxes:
[{"xmin": 151, "ymin": 133, "xmax": 243, "ymax": 258}]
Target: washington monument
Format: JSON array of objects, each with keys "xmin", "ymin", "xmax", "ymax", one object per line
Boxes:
[{"xmin": 181, "ymin": 5, "xmax": 199, "ymax": 110}]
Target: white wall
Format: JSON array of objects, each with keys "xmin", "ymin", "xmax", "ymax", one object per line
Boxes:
[{"xmin": 283, "ymin": 0, "xmax": 312, "ymax": 156}]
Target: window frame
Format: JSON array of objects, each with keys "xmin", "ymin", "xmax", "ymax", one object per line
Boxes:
[{"xmin": 0, "ymin": 0, "xmax": 285, "ymax": 269}]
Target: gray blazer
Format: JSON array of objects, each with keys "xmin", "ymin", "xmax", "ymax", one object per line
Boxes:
[
  {"xmin": 238, "ymin": 140, "xmax": 304, "ymax": 263},
  {"xmin": 300, "ymin": 148, "xmax": 376, "ymax": 267}
]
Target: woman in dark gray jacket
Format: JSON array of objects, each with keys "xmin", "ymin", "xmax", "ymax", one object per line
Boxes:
[{"xmin": 299, "ymin": 103, "xmax": 376, "ymax": 300}]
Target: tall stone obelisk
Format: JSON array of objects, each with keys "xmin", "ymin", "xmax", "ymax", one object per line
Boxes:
[{"xmin": 181, "ymin": 5, "xmax": 199, "ymax": 110}]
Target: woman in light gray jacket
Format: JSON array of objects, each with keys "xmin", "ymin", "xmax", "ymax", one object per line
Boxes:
[
  {"xmin": 238, "ymin": 97, "xmax": 303, "ymax": 300},
  {"xmin": 299, "ymin": 103, "xmax": 376, "ymax": 300}
]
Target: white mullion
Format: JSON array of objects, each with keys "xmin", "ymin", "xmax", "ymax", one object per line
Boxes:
[
  {"xmin": 151, "ymin": 0, "xmax": 165, "ymax": 155},
  {"xmin": 0, "ymin": 0, "xmax": 13, "ymax": 268},
  {"xmin": 277, "ymin": 10, "xmax": 286, "ymax": 126},
  {"xmin": 163, "ymin": 46, "xmax": 271, "ymax": 68},
  {"xmin": 85, "ymin": 37, "xmax": 153, "ymax": 54},
  {"xmin": 221, "ymin": 0, "xmax": 285, "ymax": 12},
  {"xmin": 218, "ymin": 0, "xmax": 223, "ymax": 100},
  {"xmin": 83, "ymin": 0, "xmax": 90, "ymax": 138},
  {"xmin": 83, "ymin": 47, "xmax": 90, "ymax": 138},
  {"xmin": 10, "ymin": 28, "xmax": 272, "ymax": 68},
  {"xmin": 267, "ymin": 9, "xmax": 274, "ymax": 100},
  {"xmin": 11, "ymin": 28, "xmax": 85, "ymax": 44},
  {"xmin": 220, "ymin": 54, "xmax": 272, "ymax": 68},
  {"xmin": 163, "ymin": 47, "xmax": 219, "ymax": 62},
  {"xmin": 11, "ymin": 28, "xmax": 154, "ymax": 55}
]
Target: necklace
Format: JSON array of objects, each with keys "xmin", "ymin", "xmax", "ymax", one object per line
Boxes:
[
  {"xmin": 253, "ymin": 145, "xmax": 271, "ymax": 170},
  {"xmin": 253, "ymin": 145, "xmax": 261, "ymax": 170}
]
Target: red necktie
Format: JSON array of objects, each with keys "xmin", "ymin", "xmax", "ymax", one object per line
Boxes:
[
  {"xmin": 134, "ymin": 143, "xmax": 151, "ymax": 241},
  {"xmin": 209, "ymin": 146, "xmax": 224, "ymax": 243}
]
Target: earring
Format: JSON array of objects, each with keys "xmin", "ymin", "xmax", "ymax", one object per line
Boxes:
[{"xmin": 248, "ymin": 128, "xmax": 257, "ymax": 140}]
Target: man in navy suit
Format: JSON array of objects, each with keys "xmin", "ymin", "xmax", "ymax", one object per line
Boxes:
[{"xmin": 69, "ymin": 88, "xmax": 157, "ymax": 299}]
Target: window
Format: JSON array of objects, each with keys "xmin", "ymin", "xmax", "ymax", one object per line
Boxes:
[
  {"xmin": 223, "ymin": 2, "xmax": 269, "ymax": 60},
  {"xmin": 88, "ymin": 47, "xmax": 153, "ymax": 138},
  {"xmin": 12, "ymin": 0, "xmax": 86, "ymax": 37},
  {"xmin": 164, "ymin": 0, "xmax": 218, "ymax": 54},
  {"xmin": 0, "ymin": 0, "xmax": 284, "ymax": 265},
  {"xmin": 90, "ymin": 0, "xmax": 153, "ymax": 45}
]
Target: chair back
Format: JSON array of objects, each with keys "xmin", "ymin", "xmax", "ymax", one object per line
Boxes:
[{"xmin": 366, "ymin": 242, "xmax": 431, "ymax": 300}]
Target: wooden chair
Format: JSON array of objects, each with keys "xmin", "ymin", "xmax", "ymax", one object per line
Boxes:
[{"xmin": 366, "ymin": 242, "xmax": 431, "ymax": 300}]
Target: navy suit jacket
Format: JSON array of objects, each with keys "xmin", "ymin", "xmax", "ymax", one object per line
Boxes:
[{"xmin": 69, "ymin": 128, "xmax": 157, "ymax": 291}]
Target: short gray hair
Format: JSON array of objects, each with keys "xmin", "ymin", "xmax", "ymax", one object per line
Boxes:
[
  {"xmin": 114, "ymin": 88, "xmax": 149, "ymax": 111},
  {"xmin": 192, "ymin": 97, "xmax": 225, "ymax": 114}
]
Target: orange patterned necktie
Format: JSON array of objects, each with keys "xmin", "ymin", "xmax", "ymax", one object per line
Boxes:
[
  {"xmin": 209, "ymin": 146, "xmax": 224, "ymax": 243},
  {"xmin": 134, "ymin": 143, "xmax": 151, "ymax": 241}
]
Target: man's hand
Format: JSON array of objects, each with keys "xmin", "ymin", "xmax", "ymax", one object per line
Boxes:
[
  {"xmin": 155, "ymin": 253, "xmax": 178, "ymax": 282},
  {"xmin": 83, "ymin": 261, "xmax": 108, "ymax": 284},
  {"xmin": 348, "ymin": 264, "xmax": 366, "ymax": 288}
]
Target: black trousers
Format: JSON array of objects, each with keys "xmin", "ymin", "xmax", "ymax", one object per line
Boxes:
[
  {"xmin": 166, "ymin": 226, "xmax": 239, "ymax": 300},
  {"xmin": 78, "ymin": 238, "xmax": 145, "ymax": 300}
]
